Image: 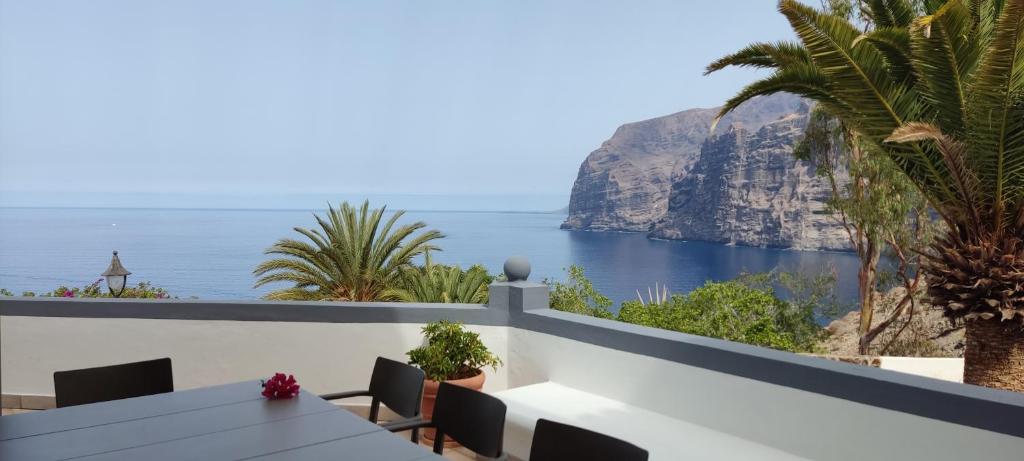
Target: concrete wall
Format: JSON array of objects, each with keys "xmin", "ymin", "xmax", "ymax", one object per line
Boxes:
[
  {"xmin": 0, "ymin": 316, "xmax": 509, "ymax": 399},
  {"xmin": 3, "ymin": 293, "xmax": 1024, "ymax": 460},
  {"xmin": 3, "ymin": 314, "xmax": 1021, "ymax": 461},
  {"xmin": 879, "ymin": 356, "xmax": 964, "ymax": 383},
  {"xmin": 508, "ymin": 328, "xmax": 1024, "ymax": 461}
]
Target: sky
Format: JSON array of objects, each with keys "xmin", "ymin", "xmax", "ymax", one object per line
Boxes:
[{"xmin": 0, "ymin": 0, "xmax": 793, "ymax": 210}]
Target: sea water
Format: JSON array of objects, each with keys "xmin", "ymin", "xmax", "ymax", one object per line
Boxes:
[{"xmin": 0, "ymin": 207, "xmax": 861, "ymax": 308}]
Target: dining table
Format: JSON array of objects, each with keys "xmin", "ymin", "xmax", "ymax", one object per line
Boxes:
[{"xmin": 0, "ymin": 380, "xmax": 443, "ymax": 460}]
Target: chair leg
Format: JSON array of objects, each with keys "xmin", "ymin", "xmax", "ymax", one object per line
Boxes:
[
  {"xmin": 368, "ymin": 400, "xmax": 380, "ymax": 423},
  {"xmin": 432, "ymin": 431, "xmax": 445, "ymax": 454},
  {"xmin": 410, "ymin": 427, "xmax": 419, "ymax": 444}
]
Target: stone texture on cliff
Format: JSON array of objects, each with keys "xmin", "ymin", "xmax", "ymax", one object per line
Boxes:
[
  {"xmin": 561, "ymin": 93, "xmax": 807, "ymax": 232},
  {"xmin": 649, "ymin": 110, "xmax": 850, "ymax": 250}
]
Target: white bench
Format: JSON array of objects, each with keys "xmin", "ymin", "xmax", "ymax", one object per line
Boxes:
[{"xmin": 494, "ymin": 382, "xmax": 807, "ymax": 461}]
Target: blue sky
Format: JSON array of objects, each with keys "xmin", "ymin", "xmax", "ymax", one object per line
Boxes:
[{"xmin": 0, "ymin": 0, "xmax": 792, "ymax": 209}]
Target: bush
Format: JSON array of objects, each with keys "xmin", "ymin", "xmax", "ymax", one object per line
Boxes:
[
  {"xmin": 407, "ymin": 320, "xmax": 502, "ymax": 381},
  {"xmin": 389, "ymin": 262, "xmax": 493, "ymax": 303},
  {"xmin": 547, "ymin": 265, "xmax": 614, "ymax": 319},
  {"xmin": 734, "ymin": 270, "xmax": 842, "ymax": 349},
  {"xmin": 547, "ymin": 266, "xmax": 827, "ymax": 353},
  {"xmin": 1, "ymin": 279, "xmax": 171, "ymax": 299},
  {"xmin": 619, "ymin": 281, "xmax": 818, "ymax": 352}
]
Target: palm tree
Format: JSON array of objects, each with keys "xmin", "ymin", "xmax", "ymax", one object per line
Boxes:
[
  {"xmin": 253, "ymin": 201, "xmax": 444, "ymax": 301},
  {"xmin": 709, "ymin": 0, "xmax": 1024, "ymax": 391},
  {"xmin": 386, "ymin": 252, "xmax": 492, "ymax": 303}
]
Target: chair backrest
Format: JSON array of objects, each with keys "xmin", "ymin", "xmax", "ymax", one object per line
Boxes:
[
  {"xmin": 431, "ymin": 381, "xmax": 507, "ymax": 457},
  {"xmin": 367, "ymin": 356, "xmax": 424, "ymax": 419},
  {"xmin": 53, "ymin": 358, "xmax": 174, "ymax": 408},
  {"xmin": 529, "ymin": 418, "xmax": 649, "ymax": 461}
]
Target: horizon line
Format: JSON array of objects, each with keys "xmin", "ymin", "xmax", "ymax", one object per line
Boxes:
[{"xmin": 0, "ymin": 205, "xmax": 569, "ymax": 215}]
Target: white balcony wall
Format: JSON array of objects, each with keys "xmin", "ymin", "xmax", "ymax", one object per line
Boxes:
[
  {"xmin": 0, "ymin": 316, "xmax": 510, "ymax": 398},
  {"xmin": 3, "ymin": 314, "xmax": 1023, "ymax": 461},
  {"xmin": 506, "ymin": 328, "xmax": 1024, "ymax": 461},
  {"xmin": 879, "ymin": 356, "xmax": 964, "ymax": 383}
]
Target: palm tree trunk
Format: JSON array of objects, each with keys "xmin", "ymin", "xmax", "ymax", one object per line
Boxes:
[{"xmin": 963, "ymin": 319, "xmax": 1024, "ymax": 392}]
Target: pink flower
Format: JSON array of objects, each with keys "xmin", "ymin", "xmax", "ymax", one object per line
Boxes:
[
  {"xmin": 261, "ymin": 373, "xmax": 300, "ymax": 399},
  {"xmin": 63, "ymin": 290, "xmax": 74, "ymax": 298}
]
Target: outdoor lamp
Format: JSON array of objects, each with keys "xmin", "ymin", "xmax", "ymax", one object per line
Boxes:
[{"xmin": 102, "ymin": 250, "xmax": 131, "ymax": 297}]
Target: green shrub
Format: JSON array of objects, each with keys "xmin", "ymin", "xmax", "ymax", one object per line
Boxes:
[
  {"xmin": 734, "ymin": 270, "xmax": 842, "ymax": 349},
  {"xmin": 547, "ymin": 265, "xmax": 614, "ymax": 319},
  {"xmin": 543, "ymin": 265, "xmax": 830, "ymax": 353},
  {"xmin": 407, "ymin": 320, "xmax": 502, "ymax": 381},
  {"xmin": 618, "ymin": 281, "xmax": 819, "ymax": 352},
  {"xmin": 1, "ymin": 279, "xmax": 171, "ymax": 299},
  {"xmin": 388, "ymin": 261, "xmax": 493, "ymax": 304}
]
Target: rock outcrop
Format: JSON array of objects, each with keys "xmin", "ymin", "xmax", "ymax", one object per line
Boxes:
[
  {"xmin": 649, "ymin": 111, "xmax": 849, "ymax": 250},
  {"xmin": 561, "ymin": 93, "xmax": 807, "ymax": 232},
  {"xmin": 562, "ymin": 93, "xmax": 850, "ymax": 251}
]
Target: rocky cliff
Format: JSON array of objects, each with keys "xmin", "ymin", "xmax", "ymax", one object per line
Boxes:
[
  {"xmin": 562, "ymin": 93, "xmax": 850, "ymax": 251},
  {"xmin": 648, "ymin": 112, "xmax": 849, "ymax": 250},
  {"xmin": 561, "ymin": 93, "xmax": 808, "ymax": 232}
]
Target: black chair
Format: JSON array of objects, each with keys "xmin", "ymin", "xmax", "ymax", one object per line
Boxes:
[
  {"xmin": 387, "ymin": 381, "xmax": 507, "ymax": 459},
  {"xmin": 529, "ymin": 418, "xmax": 649, "ymax": 461},
  {"xmin": 320, "ymin": 357, "xmax": 425, "ymax": 441},
  {"xmin": 53, "ymin": 358, "xmax": 174, "ymax": 408}
]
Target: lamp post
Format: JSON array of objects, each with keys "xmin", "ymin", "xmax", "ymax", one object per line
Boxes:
[{"xmin": 102, "ymin": 251, "xmax": 131, "ymax": 297}]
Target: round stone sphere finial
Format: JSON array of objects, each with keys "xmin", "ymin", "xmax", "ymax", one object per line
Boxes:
[{"xmin": 503, "ymin": 256, "xmax": 531, "ymax": 282}]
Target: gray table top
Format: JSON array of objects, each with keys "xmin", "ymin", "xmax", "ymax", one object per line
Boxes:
[{"xmin": 0, "ymin": 381, "xmax": 443, "ymax": 461}]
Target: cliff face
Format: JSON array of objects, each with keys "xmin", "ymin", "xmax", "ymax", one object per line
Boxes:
[
  {"xmin": 649, "ymin": 112, "xmax": 849, "ymax": 250},
  {"xmin": 562, "ymin": 93, "xmax": 850, "ymax": 250},
  {"xmin": 561, "ymin": 93, "xmax": 807, "ymax": 232}
]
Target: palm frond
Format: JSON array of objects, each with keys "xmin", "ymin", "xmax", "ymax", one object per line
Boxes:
[
  {"xmin": 391, "ymin": 263, "xmax": 491, "ymax": 303},
  {"xmin": 252, "ymin": 200, "xmax": 444, "ymax": 301},
  {"xmin": 713, "ymin": 63, "xmax": 851, "ymax": 130},
  {"xmin": 704, "ymin": 41, "xmax": 812, "ymax": 74},
  {"xmin": 865, "ymin": 0, "xmax": 918, "ymax": 28},
  {"xmin": 965, "ymin": 0, "xmax": 1024, "ymax": 233},
  {"xmin": 912, "ymin": 0, "xmax": 982, "ymax": 136},
  {"xmin": 887, "ymin": 122, "xmax": 983, "ymax": 228},
  {"xmin": 854, "ymin": 27, "xmax": 915, "ymax": 83},
  {"xmin": 780, "ymin": 0, "xmax": 911, "ymax": 139}
]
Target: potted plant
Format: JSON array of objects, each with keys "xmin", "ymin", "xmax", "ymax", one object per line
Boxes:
[{"xmin": 407, "ymin": 320, "xmax": 502, "ymax": 442}]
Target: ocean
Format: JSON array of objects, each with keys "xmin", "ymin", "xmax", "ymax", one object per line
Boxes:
[{"xmin": 0, "ymin": 207, "xmax": 862, "ymax": 307}]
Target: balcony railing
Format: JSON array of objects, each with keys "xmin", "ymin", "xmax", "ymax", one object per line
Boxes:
[{"xmin": 2, "ymin": 281, "xmax": 1024, "ymax": 460}]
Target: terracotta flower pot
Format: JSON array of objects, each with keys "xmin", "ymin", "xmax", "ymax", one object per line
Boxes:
[{"xmin": 420, "ymin": 369, "xmax": 486, "ymax": 444}]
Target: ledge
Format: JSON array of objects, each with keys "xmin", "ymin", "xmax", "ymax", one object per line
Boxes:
[{"xmin": 0, "ymin": 297, "xmax": 507, "ymax": 326}]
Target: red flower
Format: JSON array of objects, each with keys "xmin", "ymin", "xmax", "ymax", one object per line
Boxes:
[{"xmin": 261, "ymin": 373, "xmax": 300, "ymax": 399}]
